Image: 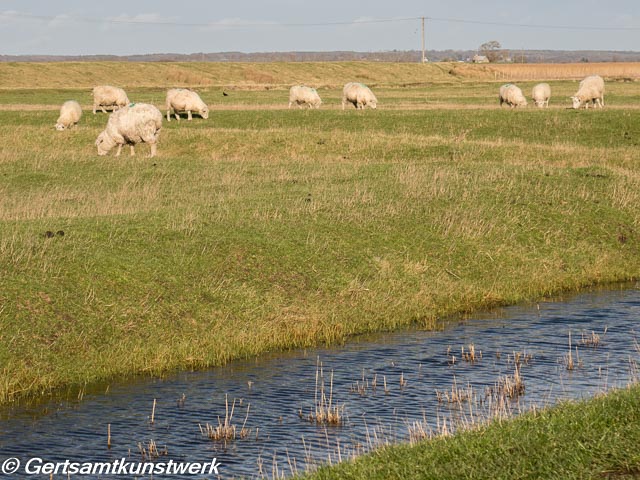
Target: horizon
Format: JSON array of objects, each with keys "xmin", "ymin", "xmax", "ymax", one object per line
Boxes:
[{"xmin": 1, "ymin": 1, "xmax": 639, "ymax": 56}]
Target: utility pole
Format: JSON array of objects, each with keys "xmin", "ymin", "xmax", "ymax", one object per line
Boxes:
[{"xmin": 421, "ymin": 17, "xmax": 425, "ymax": 63}]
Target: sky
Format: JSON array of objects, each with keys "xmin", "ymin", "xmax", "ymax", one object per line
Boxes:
[{"xmin": 0, "ymin": 0, "xmax": 638, "ymax": 56}]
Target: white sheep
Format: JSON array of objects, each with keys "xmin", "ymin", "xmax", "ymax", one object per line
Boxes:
[
  {"xmin": 55, "ymin": 100, "xmax": 82, "ymax": 130},
  {"xmin": 571, "ymin": 75, "xmax": 605, "ymax": 109},
  {"xmin": 166, "ymin": 88, "xmax": 209, "ymax": 121},
  {"xmin": 499, "ymin": 84, "xmax": 528, "ymax": 108},
  {"xmin": 92, "ymin": 85, "xmax": 130, "ymax": 114},
  {"xmin": 288, "ymin": 86, "xmax": 322, "ymax": 109},
  {"xmin": 342, "ymin": 82, "xmax": 378, "ymax": 110},
  {"xmin": 95, "ymin": 103, "xmax": 162, "ymax": 158},
  {"xmin": 531, "ymin": 83, "xmax": 551, "ymax": 108}
]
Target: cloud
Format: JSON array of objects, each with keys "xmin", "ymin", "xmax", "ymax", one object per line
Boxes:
[
  {"xmin": 0, "ymin": 10, "xmax": 24, "ymax": 26},
  {"xmin": 47, "ymin": 14, "xmax": 72, "ymax": 28},
  {"xmin": 200, "ymin": 17, "xmax": 279, "ymax": 30},
  {"xmin": 101, "ymin": 12, "xmax": 179, "ymax": 30}
]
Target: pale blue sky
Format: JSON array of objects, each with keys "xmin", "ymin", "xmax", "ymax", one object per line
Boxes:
[{"xmin": 0, "ymin": 0, "xmax": 638, "ymax": 55}]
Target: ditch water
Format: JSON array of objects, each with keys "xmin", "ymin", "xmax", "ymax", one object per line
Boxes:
[{"xmin": 1, "ymin": 285, "xmax": 640, "ymax": 479}]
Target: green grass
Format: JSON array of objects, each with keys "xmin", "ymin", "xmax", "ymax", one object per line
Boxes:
[
  {"xmin": 301, "ymin": 385, "xmax": 640, "ymax": 480},
  {"xmin": 1, "ymin": 63, "xmax": 640, "ymax": 403}
]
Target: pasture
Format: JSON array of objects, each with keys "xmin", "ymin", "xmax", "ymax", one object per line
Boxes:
[{"xmin": 1, "ymin": 62, "xmax": 640, "ymax": 403}]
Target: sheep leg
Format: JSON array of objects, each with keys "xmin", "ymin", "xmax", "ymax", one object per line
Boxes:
[
  {"xmin": 187, "ymin": 111, "xmax": 192, "ymax": 121},
  {"xmin": 149, "ymin": 143, "xmax": 157, "ymax": 158},
  {"xmin": 130, "ymin": 145, "xmax": 135, "ymax": 157},
  {"xmin": 166, "ymin": 110, "xmax": 171, "ymax": 122},
  {"xmin": 174, "ymin": 112, "xmax": 180, "ymax": 121},
  {"xmin": 341, "ymin": 98, "xmax": 346, "ymax": 110},
  {"xmin": 115, "ymin": 144, "xmax": 122, "ymax": 157},
  {"xmin": 100, "ymin": 106, "xmax": 107, "ymax": 114},
  {"xmin": 93, "ymin": 104, "xmax": 97, "ymax": 115}
]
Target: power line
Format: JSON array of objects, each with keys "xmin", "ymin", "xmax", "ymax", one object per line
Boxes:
[
  {"xmin": 1, "ymin": 11, "xmax": 639, "ymax": 31},
  {"xmin": 425, "ymin": 16, "xmax": 640, "ymax": 31}
]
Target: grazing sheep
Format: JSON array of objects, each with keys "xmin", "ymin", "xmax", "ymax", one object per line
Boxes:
[
  {"xmin": 166, "ymin": 88, "xmax": 209, "ymax": 121},
  {"xmin": 571, "ymin": 75, "xmax": 605, "ymax": 109},
  {"xmin": 288, "ymin": 85, "xmax": 322, "ymax": 109},
  {"xmin": 531, "ymin": 83, "xmax": 551, "ymax": 108},
  {"xmin": 499, "ymin": 84, "xmax": 528, "ymax": 108},
  {"xmin": 342, "ymin": 82, "xmax": 378, "ymax": 110},
  {"xmin": 55, "ymin": 100, "xmax": 82, "ymax": 130},
  {"xmin": 95, "ymin": 103, "xmax": 162, "ymax": 158},
  {"xmin": 92, "ymin": 85, "xmax": 130, "ymax": 114}
]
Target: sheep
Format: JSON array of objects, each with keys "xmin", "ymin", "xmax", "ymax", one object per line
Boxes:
[
  {"xmin": 288, "ymin": 85, "xmax": 322, "ymax": 109},
  {"xmin": 166, "ymin": 88, "xmax": 209, "ymax": 121},
  {"xmin": 92, "ymin": 85, "xmax": 130, "ymax": 114},
  {"xmin": 55, "ymin": 100, "xmax": 82, "ymax": 130},
  {"xmin": 499, "ymin": 84, "xmax": 528, "ymax": 108},
  {"xmin": 531, "ymin": 83, "xmax": 551, "ymax": 108},
  {"xmin": 571, "ymin": 75, "xmax": 605, "ymax": 109},
  {"xmin": 95, "ymin": 103, "xmax": 162, "ymax": 158},
  {"xmin": 342, "ymin": 82, "xmax": 378, "ymax": 110}
]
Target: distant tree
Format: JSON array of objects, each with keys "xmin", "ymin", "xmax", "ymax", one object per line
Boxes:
[{"xmin": 479, "ymin": 40, "xmax": 502, "ymax": 63}]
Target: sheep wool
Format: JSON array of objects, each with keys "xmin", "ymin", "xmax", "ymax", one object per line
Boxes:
[
  {"xmin": 92, "ymin": 85, "xmax": 130, "ymax": 114},
  {"xmin": 166, "ymin": 89, "xmax": 209, "ymax": 121},
  {"xmin": 55, "ymin": 100, "xmax": 82, "ymax": 130},
  {"xmin": 531, "ymin": 83, "xmax": 551, "ymax": 108},
  {"xmin": 342, "ymin": 82, "xmax": 378, "ymax": 110},
  {"xmin": 95, "ymin": 103, "xmax": 162, "ymax": 158},
  {"xmin": 499, "ymin": 84, "xmax": 528, "ymax": 108},
  {"xmin": 571, "ymin": 75, "xmax": 605, "ymax": 109},
  {"xmin": 288, "ymin": 86, "xmax": 322, "ymax": 109}
]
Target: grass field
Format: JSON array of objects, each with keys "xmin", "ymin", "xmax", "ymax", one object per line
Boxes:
[{"xmin": 1, "ymin": 62, "xmax": 640, "ymax": 404}]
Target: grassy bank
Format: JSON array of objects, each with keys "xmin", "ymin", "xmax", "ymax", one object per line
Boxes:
[
  {"xmin": 301, "ymin": 384, "xmax": 640, "ymax": 479},
  {"xmin": 1, "ymin": 63, "xmax": 640, "ymax": 403}
]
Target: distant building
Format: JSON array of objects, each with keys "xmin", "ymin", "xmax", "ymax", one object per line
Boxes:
[{"xmin": 472, "ymin": 54, "xmax": 490, "ymax": 64}]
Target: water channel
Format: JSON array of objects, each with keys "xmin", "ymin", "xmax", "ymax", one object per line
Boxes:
[{"xmin": 1, "ymin": 285, "xmax": 639, "ymax": 479}]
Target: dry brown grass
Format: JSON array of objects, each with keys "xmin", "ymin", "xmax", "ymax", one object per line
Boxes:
[
  {"xmin": 200, "ymin": 395, "xmax": 251, "ymax": 442},
  {"xmin": 484, "ymin": 62, "xmax": 640, "ymax": 81}
]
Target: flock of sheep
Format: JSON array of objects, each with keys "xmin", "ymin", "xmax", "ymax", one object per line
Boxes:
[
  {"xmin": 54, "ymin": 75, "xmax": 605, "ymax": 158},
  {"xmin": 498, "ymin": 75, "xmax": 605, "ymax": 109},
  {"xmin": 55, "ymin": 86, "xmax": 210, "ymax": 158}
]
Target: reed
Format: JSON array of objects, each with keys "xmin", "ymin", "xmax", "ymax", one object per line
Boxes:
[
  {"xmin": 511, "ymin": 351, "xmax": 533, "ymax": 367},
  {"xmin": 580, "ymin": 328, "xmax": 606, "ymax": 348},
  {"xmin": 564, "ymin": 331, "xmax": 583, "ymax": 371},
  {"xmin": 300, "ymin": 359, "xmax": 344, "ymax": 426},
  {"xmin": 461, "ymin": 344, "xmax": 482, "ymax": 363},
  {"xmin": 200, "ymin": 394, "xmax": 251, "ymax": 441},
  {"xmin": 435, "ymin": 377, "xmax": 476, "ymax": 406},
  {"xmin": 137, "ymin": 439, "xmax": 167, "ymax": 460},
  {"xmin": 150, "ymin": 398, "xmax": 156, "ymax": 424},
  {"xmin": 488, "ymin": 363, "xmax": 525, "ymax": 400}
]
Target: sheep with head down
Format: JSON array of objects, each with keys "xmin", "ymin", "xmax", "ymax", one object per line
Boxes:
[
  {"xmin": 342, "ymin": 82, "xmax": 377, "ymax": 110},
  {"xmin": 92, "ymin": 85, "xmax": 129, "ymax": 114},
  {"xmin": 571, "ymin": 75, "xmax": 605, "ymax": 109},
  {"xmin": 288, "ymin": 85, "xmax": 322, "ymax": 109},
  {"xmin": 499, "ymin": 84, "xmax": 527, "ymax": 108},
  {"xmin": 166, "ymin": 88, "xmax": 209, "ymax": 121},
  {"xmin": 55, "ymin": 100, "xmax": 82, "ymax": 130},
  {"xmin": 531, "ymin": 83, "xmax": 551, "ymax": 108},
  {"xmin": 95, "ymin": 103, "xmax": 162, "ymax": 158}
]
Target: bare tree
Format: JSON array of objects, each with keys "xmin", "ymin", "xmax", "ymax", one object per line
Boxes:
[{"xmin": 479, "ymin": 41, "xmax": 502, "ymax": 63}]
